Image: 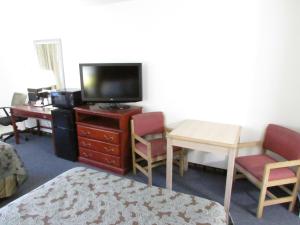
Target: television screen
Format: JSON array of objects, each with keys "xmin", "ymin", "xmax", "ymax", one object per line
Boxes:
[{"xmin": 79, "ymin": 63, "xmax": 142, "ymax": 103}]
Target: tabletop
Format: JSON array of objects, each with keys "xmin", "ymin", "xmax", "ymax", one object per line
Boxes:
[{"xmin": 168, "ymin": 119, "xmax": 241, "ymax": 147}]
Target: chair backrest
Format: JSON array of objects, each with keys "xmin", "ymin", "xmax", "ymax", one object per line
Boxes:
[
  {"xmin": 263, "ymin": 124, "xmax": 300, "ymax": 161},
  {"xmin": 11, "ymin": 92, "xmax": 27, "ymax": 106},
  {"xmin": 132, "ymin": 112, "xmax": 164, "ymax": 137}
]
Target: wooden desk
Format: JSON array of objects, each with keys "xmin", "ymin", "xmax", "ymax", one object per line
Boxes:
[
  {"xmin": 166, "ymin": 120, "xmax": 241, "ymax": 222},
  {"xmin": 10, "ymin": 105, "xmax": 53, "ymax": 144}
]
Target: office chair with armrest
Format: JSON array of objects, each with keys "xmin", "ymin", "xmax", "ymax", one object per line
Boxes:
[{"xmin": 0, "ymin": 93, "xmax": 28, "ymax": 142}]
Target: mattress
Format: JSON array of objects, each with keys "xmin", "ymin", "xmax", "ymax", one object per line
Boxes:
[{"xmin": 0, "ymin": 167, "xmax": 226, "ymax": 225}]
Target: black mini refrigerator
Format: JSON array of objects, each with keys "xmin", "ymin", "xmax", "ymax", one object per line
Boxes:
[{"xmin": 52, "ymin": 109, "xmax": 78, "ymax": 161}]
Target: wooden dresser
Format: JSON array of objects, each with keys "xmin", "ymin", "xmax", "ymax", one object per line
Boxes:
[{"xmin": 74, "ymin": 105, "xmax": 142, "ymax": 174}]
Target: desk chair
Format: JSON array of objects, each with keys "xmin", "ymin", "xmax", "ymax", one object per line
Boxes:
[
  {"xmin": 235, "ymin": 124, "xmax": 300, "ymax": 218},
  {"xmin": 0, "ymin": 93, "xmax": 28, "ymax": 142},
  {"xmin": 131, "ymin": 112, "xmax": 185, "ymax": 186}
]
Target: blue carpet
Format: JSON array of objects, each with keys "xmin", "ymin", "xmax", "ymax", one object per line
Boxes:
[{"xmin": 1, "ymin": 134, "xmax": 300, "ymax": 225}]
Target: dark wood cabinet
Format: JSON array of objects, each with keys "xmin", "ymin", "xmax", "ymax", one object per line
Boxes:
[{"xmin": 74, "ymin": 105, "xmax": 142, "ymax": 174}]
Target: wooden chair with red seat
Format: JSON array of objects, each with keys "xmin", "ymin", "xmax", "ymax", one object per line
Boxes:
[
  {"xmin": 235, "ymin": 124, "xmax": 300, "ymax": 218},
  {"xmin": 131, "ymin": 112, "xmax": 185, "ymax": 186}
]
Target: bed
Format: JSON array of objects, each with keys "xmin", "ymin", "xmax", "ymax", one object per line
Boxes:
[
  {"xmin": 0, "ymin": 141, "xmax": 27, "ymax": 198},
  {"xmin": 0, "ymin": 167, "xmax": 226, "ymax": 225}
]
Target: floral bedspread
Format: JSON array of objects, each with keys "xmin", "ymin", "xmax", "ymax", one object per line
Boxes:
[
  {"xmin": 0, "ymin": 141, "xmax": 27, "ymax": 198},
  {"xmin": 0, "ymin": 167, "xmax": 226, "ymax": 225}
]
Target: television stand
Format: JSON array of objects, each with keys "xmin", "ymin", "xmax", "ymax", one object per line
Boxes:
[
  {"xmin": 74, "ymin": 105, "xmax": 143, "ymax": 174},
  {"xmin": 96, "ymin": 103, "xmax": 130, "ymax": 110}
]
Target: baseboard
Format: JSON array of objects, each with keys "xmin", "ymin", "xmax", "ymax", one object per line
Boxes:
[{"xmin": 188, "ymin": 162, "xmax": 227, "ymax": 175}]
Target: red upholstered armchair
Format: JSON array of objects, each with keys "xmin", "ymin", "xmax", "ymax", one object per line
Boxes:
[
  {"xmin": 235, "ymin": 124, "xmax": 300, "ymax": 218},
  {"xmin": 131, "ymin": 112, "xmax": 185, "ymax": 185}
]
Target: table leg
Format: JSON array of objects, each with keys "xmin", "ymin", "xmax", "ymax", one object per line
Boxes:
[
  {"xmin": 224, "ymin": 148, "xmax": 237, "ymax": 222},
  {"xmin": 11, "ymin": 112, "xmax": 20, "ymax": 144},
  {"xmin": 166, "ymin": 137, "xmax": 173, "ymax": 190},
  {"xmin": 36, "ymin": 119, "xmax": 41, "ymax": 136},
  {"xmin": 183, "ymin": 149, "xmax": 189, "ymax": 171}
]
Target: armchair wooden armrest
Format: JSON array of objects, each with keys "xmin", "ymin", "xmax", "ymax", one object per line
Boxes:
[
  {"xmin": 133, "ymin": 134, "xmax": 151, "ymax": 147},
  {"xmin": 133, "ymin": 133, "xmax": 152, "ymax": 158},
  {"xmin": 262, "ymin": 160, "xmax": 300, "ymax": 188},
  {"xmin": 266, "ymin": 160, "xmax": 300, "ymax": 170},
  {"xmin": 238, "ymin": 141, "xmax": 263, "ymax": 149},
  {"xmin": 0, "ymin": 106, "xmax": 11, "ymax": 117}
]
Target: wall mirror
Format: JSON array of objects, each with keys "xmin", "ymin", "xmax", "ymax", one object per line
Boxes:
[{"xmin": 34, "ymin": 39, "xmax": 66, "ymax": 90}]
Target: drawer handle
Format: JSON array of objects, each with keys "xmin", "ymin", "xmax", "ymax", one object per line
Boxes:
[
  {"xmin": 104, "ymin": 146, "xmax": 114, "ymax": 153},
  {"xmin": 80, "ymin": 131, "xmax": 91, "ymax": 136},
  {"xmin": 104, "ymin": 158, "xmax": 116, "ymax": 165},
  {"xmin": 103, "ymin": 134, "xmax": 114, "ymax": 142},
  {"xmin": 81, "ymin": 141, "xmax": 91, "ymax": 147}
]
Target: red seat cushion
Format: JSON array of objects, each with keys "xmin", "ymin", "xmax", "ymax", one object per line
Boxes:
[
  {"xmin": 236, "ymin": 154, "xmax": 295, "ymax": 181},
  {"xmin": 135, "ymin": 138, "xmax": 180, "ymax": 158}
]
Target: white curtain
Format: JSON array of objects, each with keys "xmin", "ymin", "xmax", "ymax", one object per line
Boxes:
[{"xmin": 35, "ymin": 43, "xmax": 63, "ymax": 89}]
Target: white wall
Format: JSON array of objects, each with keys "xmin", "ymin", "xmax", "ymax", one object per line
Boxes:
[{"xmin": 0, "ymin": 0, "xmax": 299, "ymax": 168}]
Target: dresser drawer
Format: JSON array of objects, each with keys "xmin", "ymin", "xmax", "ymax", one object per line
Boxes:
[
  {"xmin": 78, "ymin": 137, "xmax": 120, "ymax": 156},
  {"xmin": 77, "ymin": 125, "xmax": 120, "ymax": 144},
  {"xmin": 79, "ymin": 148, "xmax": 120, "ymax": 167}
]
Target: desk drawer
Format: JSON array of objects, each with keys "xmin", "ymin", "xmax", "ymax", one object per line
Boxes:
[
  {"xmin": 12, "ymin": 110, "xmax": 52, "ymax": 120},
  {"xmin": 77, "ymin": 125, "xmax": 120, "ymax": 144},
  {"xmin": 79, "ymin": 148, "xmax": 120, "ymax": 167},
  {"xmin": 78, "ymin": 137, "xmax": 120, "ymax": 156}
]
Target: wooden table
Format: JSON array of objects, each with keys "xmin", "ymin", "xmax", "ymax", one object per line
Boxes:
[
  {"xmin": 10, "ymin": 105, "xmax": 53, "ymax": 144},
  {"xmin": 166, "ymin": 120, "xmax": 241, "ymax": 221}
]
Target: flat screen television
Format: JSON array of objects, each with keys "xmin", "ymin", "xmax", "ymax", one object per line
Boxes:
[{"xmin": 79, "ymin": 63, "xmax": 142, "ymax": 104}]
